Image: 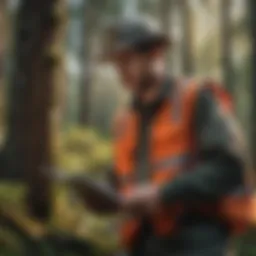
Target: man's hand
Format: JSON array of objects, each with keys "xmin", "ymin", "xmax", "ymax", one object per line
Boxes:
[
  {"xmin": 79, "ymin": 190, "xmax": 118, "ymax": 214},
  {"xmin": 121, "ymin": 185, "xmax": 160, "ymax": 215},
  {"xmin": 71, "ymin": 178, "xmax": 122, "ymax": 215}
]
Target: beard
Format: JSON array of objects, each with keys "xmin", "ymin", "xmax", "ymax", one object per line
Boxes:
[
  {"xmin": 138, "ymin": 57, "xmax": 165, "ymax": 93},
  {"xmin": 138, "ymin": 72, "xmax": 156, "ymax": 93},
  {"xmin": 137, "ymin": 66, "xmax": 164, "ymax": 95}
]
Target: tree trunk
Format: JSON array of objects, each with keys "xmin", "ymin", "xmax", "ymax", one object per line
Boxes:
[
  {"xmin": 159, "ymin": 0, "xmax": 173, "ymax": 70},
  {"xmin": 78, "ymin": 0, "xmax": 113, "ymax": 126},
  {"xmin": 4, "ymin": 0, "xmax": 64, "ymax": 221},
  {"xmin": 179, "ymin": 0, "xmax": 194, "ymax": 75},
  {"xmin": 0, "ymin": 0, "xmax": 7, "ymax": 132},
  {"xmin": 0, "ymin": 0, "xmax": 7, "ymax": 78},
  {"xmin": 220, "ymin": 0, "xmax": 233, "ymax": 93},
  {"xmin": 248, "ymin": 0, "xmax": 256, "ymax": 168},
  {"xmin": 78, "ymin": 1, "xmax": 92, "ymax": 125}
]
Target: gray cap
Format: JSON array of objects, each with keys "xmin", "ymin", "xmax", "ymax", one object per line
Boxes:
[{"xmin": 102, "ymin": 17, "xmax": 170, "ymax": 60}]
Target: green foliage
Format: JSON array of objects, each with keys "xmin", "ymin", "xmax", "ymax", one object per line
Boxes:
[
  {"xmin": 0, "ymin": 226, "xmax": 25, "ymax": 254},
  {"xmin": 0, "ymin": 127, "xmax": 118, "ymax": 255},
  {"xmin": 52, "ymin": 126, "xmax": 118, "ymax": 253},
  {"xmin": 236, "ymin": 231, "xmax": 256, "ymax": 256},
  {"xmin": 56, "ymin": 127, "xmax": 112, "ymax": 176}
]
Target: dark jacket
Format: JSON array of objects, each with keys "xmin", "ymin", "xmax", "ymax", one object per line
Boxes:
[{"xmin": 114, "ymin": 77, "xmax": 246, "ymax": 256}]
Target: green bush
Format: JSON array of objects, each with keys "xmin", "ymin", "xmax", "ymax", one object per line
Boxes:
[
  {"xmin": 55, "ymin": 127, "xmax": 112, "ymax": 176},
  {"xmin": 52, "ymin": 127, "xmax": 118, "ymax": 253},
  {"xmin": 0, "ymin": 127, "xmax": 118, "ymax": 255}
]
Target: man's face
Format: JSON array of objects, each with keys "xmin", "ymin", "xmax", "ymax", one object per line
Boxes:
[{"xmin": 111, "ymin": 47, "xmax": 165, "ymax": 92}]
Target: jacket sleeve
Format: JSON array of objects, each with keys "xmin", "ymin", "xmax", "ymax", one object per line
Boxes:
[{"xmin": 160, "ymin": 86, "xmax": 247, "ymax": 205}]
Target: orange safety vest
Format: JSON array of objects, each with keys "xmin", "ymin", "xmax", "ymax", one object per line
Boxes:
[{"xmin": 113, "ymin": 78, "xmax": 255, "ymax": 249}]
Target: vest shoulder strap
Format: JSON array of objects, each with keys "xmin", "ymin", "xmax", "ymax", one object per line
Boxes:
[
  {"xmin": 171, "ymin": 77, "xmax": 233, "ymax": 121},
  {"xmin": 112, "ymin": 108, "xmax": 133, "ymax": 140},
  {"xmin": 202, "ymin": 79, "xmax": 234, "ymax": 111},
  {"xmin": 170, "ymin": 77, "xmax": 201, "ymax": 121}
]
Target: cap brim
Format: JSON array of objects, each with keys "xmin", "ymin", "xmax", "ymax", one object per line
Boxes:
[
  {"xmin": 98, "ymin": 33, "xmax": 171, "ymax": 62},
  {"xmin": 134, "ymin": 33, "xmax": 171, "ymax": 51}
]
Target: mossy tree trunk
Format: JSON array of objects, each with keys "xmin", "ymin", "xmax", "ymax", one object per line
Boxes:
[
  {"xmin": 248, "ymin": 0, "xmax": 256, "ymax": 169},
  {"xmin": 4, "ymin": 0, "xmax": 66, "ymax": 221}
]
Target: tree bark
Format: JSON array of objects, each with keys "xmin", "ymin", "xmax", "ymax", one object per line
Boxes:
[
  {"xmin": 0, "ymin": 0, "xmax": 7, "ymax": 78},
  {"xmin": 220, "ymin": 0, "xmax": 233, "ymax": 93},
  {"xmin": 4, "ymin": 0, "xmax": 63, "ymax": 221},
  {"xmin": 248, "ymin": 0, "xmax": 256, "ymax": 168}
]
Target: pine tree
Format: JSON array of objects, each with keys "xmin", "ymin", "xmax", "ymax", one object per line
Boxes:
[{"xmin": 4, "ymin": 0, "xmax": 66, "ymax": 221}]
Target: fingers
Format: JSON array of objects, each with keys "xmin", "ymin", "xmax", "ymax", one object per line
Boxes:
[{"xmin": 121, "ymin": 186, "xmax": 160, "ymax": 215}]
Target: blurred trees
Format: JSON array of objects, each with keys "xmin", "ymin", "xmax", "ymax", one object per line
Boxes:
[
  {"xmin": 159, "ymin": 0, "xmax": 171, "ymax": 35},
  {"xmin": 66, "ymin": 0, "xmax": 121, "ymax": 127},
  {"xmin": 179, "ymin": 0, "xmax": 195, "ymax": 75},
  {"xmin": 159, "ymin": 0, "xmax": 174, "ymax": 70},
  {"xmin": 78, "ymin": 1, "xmax": 91, "ymax": 125},
  {"xmin": 220, "ymin": 0, "xmax": 234, "ymax": 93},
  {"xmin": 78, "ymin": 0, "xmax": 114, "ymax": 126}
]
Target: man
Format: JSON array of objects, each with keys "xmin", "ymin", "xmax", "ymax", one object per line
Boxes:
[{"xmin": 86, "ymin": 18, "xmax": 253, "ymax": 256}]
